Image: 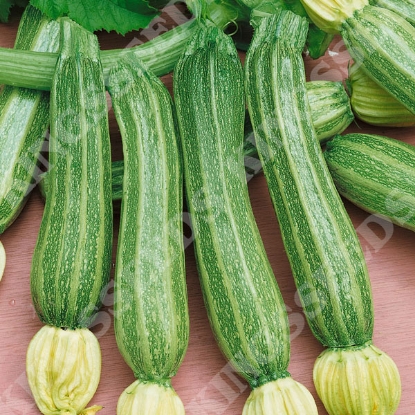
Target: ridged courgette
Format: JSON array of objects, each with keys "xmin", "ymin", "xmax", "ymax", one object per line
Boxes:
[
  {"xmin": 174, "ymin": 17, "xmax": 318, "ymax": 414},
  {"xmin": 26, "ymin": 17, "xmax": 113, "ymax": 415},
  {"xmin": 347, "ymin": 62, "xmax": 415, "ymax": 127},
  {"xmin": 108, "ymin": 55, "xmax": 189, "ymax": 414},
  {"xmin": 244, "ymin": 10, "xmax": 400, "ymax": 415},
  {"xmin": 79, "ymin": 80, "xmax": 351, "ymax": 203},
  {"xmin": 0, "ymin": 5, "xmax": 60, "ymax": 234},
  {"xmin": 325, "ymin": 132, "xmax": 415, "ymax": 232},
  {"xmin": 301, "ymin": 0, "xmax": 415, "ymax": 114}
]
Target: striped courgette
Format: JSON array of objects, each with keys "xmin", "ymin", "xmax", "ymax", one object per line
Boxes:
[
  {"xmin": 174, "ymin": 17, "xmax": 318, "ymax": 414},
  {"xmin": 301, "ymin": 0, "xmax": 415, "ymax": 114},
  {"xmin": 347, "ymin": 62, "xmax": 415, "ymax": 126},
  {"xmin": 26, "ymin": 17, "xmax": 113, "ymax": 415},
  {"xmin": 0, "ymin": 5, "xmax": 60, "ymax": 234},
  {"xmin": 108, "ymin": 55, "xmax": 189, "ymax": 414},
  {"xmin": 371, "ymin": 0, "xmax": 415, "ymax": 26},
  {"xmin": 325, "ymin": 132, "xmax": 415, "ymax": 232},
  {"xmin": 244, "ymin": 10, "xmax": 401, "ymax": 415},
  {"xmin": 70, "ymin": 80, "xmax": 351, "ymax": 204}
]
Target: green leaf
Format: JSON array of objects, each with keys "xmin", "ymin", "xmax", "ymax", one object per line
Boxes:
[
  {"xmin": 30, "ymin": 0, "xmax": 159, "ymax": 34},
  {"xmin": 0, "ymin": 0, "xmax": 13, "ymax": 22},
  {"xmin": 30, "ymin": 0, "xmax": 68, "ymax": 19}
]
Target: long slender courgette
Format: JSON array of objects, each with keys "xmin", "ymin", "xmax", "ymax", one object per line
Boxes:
[
  {"xmin": 26, "ymin": 17, "xmax": 113, "ymax": 415},
  {"xmin": 174, "ymin": 17, "xmax": 318, "ymax": 414},
  {"xmin": 108, "ymin": 55, "xmax": 189, "ymax": 414},
  {"xmin": 245, "ymin": 9, "xmax": 401, "ymax": 415}
]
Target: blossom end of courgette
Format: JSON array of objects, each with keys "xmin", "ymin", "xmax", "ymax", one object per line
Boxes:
[{"xmin": 313, "ymin": 341, "xmax": 401, "ymax": 415}]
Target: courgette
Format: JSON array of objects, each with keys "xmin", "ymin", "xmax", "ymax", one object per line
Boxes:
[
  {"xmin": 300, "ymin": 0, "xmax": 415, "ymax": 114},
  {"xmin": 26, "ymin": 17, "xmax": 113, "ymax": 415},
  {"xmin": 0, "ymin": 5, "xmax": 60, "ymax": 234},
  {"xmin": 0, "ymin": 0, "xmax": 249, "ymax": 90},
  {"xmin": 347, "ymin": 62, "xmax": 415, "ymax": 127},
  {"xmin": 324, "ymin": 132, "xmax": 415, "ymax": 232},
  {"xmin": 108, "ymin": 55, "xmax": 189, "ymax": 414},
  {"xmin": 371, "ymin": 0, "xmax": 415, "ymax": 26},
  {"xmin": 70, "ymin": 80, "xmax": 351, "ymax": 203},
  {"xmin": 174, "ymin": 17, "xmax": 318, "ymax": 414},
  {"xmin": 244, "ymin": 10, "xmax": 400, "ymax": 415}
]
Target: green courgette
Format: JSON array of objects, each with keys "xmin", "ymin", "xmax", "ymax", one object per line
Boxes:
[
  {"xmin": 347, "ymin": 62, "xmax": 415, "ymax": 127},
  {"xmin": 244, "ymin": 10, "xmax": 401, "ymax": 415},
  {"xmin": 71, "ymin": 80, "xmax": 351, "ymax": 203},
  {"xmin": 300, "ymin": 0, "xmax": 415, "ymax": 114},
  {"xmin": 0, "ymin": 5, "xmax": 60, "ymax": 234},
  {"xmin": 325, "ymin": 132, "xmax": 415, "ymax": 232},
  {"xmin": 26, "ymin": 17, "xmax": 113, "ymax": 415},
  {"xmin": 174, "ymin": 17, "xmax": 318, "ymax": 414},
  {"xmin": 371, "ymin": 0, "xmax": 415, "ymax": 26},
  {"xmin": 108, "ymin": 55, "xmax": 189, "ymax": 414}
]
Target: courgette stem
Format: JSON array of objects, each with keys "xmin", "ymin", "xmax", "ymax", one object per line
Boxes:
[
  {"xmin": 174, "ymin": 17, "xmax": 318, "ymax": 414},
  {"xmin": 27, "ymin": 17, "xmax": 113, "ymax": 414},
  {"xmin": 0, "ymin": 5, "xmax": 60, "ymax": 234},
  {"xmin": 108, "ymin": 55, "xmax": 189, "ymax": 414},
  {"xmin": 245, "ymin": 9, "xmax": 400, "ymax": 415}
]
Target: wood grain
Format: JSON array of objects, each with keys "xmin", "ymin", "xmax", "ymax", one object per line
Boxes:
[{"xmin": 1, "ymin": 5, "xmax": 414, "ymax": 414}]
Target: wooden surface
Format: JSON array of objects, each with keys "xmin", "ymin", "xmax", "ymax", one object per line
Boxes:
[{"xmin": 1, "ymin": 5, "xmax": 414, "ymax": 415}]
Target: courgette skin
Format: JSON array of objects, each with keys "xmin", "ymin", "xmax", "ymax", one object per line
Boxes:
[
  {"xmin": 341, "ymin": 5, "xmax": 415, "ymax": 114},
  {"xmin": 30, "ymin": 18, "xmax": 113, "ymax": 330},
  {"xmin": 0, "ymin": 5, "xmax": 60, "ymax": 233},
  {"xmin": 245, "ymin": 10, "xmax": 373, "ymax": 348},
  {"xmin": 371, "ymin": 0, "xmax": 415, "ymax": 26},
  {"xmin": 100, "ymin": 80, "xmax": 352, "ymax": 202},
  {"xmin": 108, "ymin": 56, "xmax": 189, "ymax": 413},
  {"xmin": 325, "ymin": 133, "xmax": 415, "ymax": 232}
]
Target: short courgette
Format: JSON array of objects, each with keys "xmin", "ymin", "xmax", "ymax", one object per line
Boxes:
[
  {"xmin": 301, "ymin": 0, "xmax": 415, "ymax": 114},
  {"xmin": 324, "ymin": 132, "xmax": 415, "ymax": 232}
]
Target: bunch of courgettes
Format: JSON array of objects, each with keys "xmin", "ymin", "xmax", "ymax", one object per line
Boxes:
[{"xmin": 2, "ymin": 0, "xmax": 415, "ymax": 413}]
